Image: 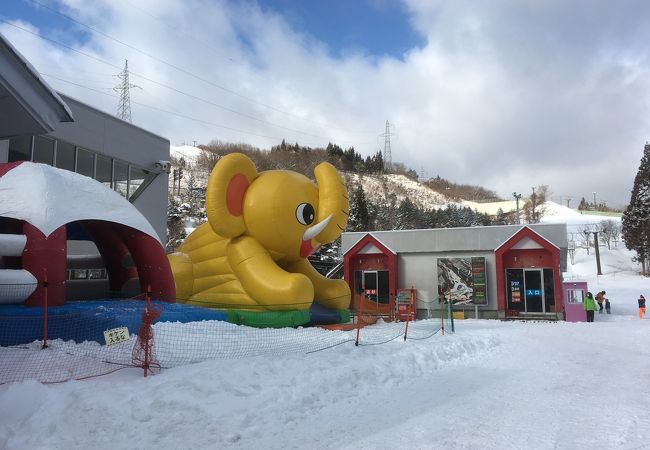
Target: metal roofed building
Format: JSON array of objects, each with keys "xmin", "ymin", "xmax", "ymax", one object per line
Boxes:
[{"xmin": 341, "ymin": 223, "xmax": 568, "ymax": 320}]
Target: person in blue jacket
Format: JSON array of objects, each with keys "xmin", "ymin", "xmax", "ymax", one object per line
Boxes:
[{"xmin": 583, "ymin": 292, "xmax": 597, "ymax": 322}]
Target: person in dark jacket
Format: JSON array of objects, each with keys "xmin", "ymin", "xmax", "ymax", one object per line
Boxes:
[
  {"xmin": 639, "ymin": 295, "xmax": 646, "ymax": 319},
  {"xmin": 605, "ymin": 297, "xmax": 611, "ymax": 314},
  {"xmin": 583, "ymin": 292, "xmax": 597, "ymax": 322}
]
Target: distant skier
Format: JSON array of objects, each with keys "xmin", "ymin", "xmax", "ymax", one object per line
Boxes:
[
  {"xmin": 595, "ymin": 291, "xmax": 606, "ymax": 314},
  {"xmin": 605, "ymin": 297, "xmax": 611, "ymax": 314},
  {"xmin": 638, "ymin": 295, "xmax": 646, "ymax": 319},
  {"xmin": 583, "ymin": 292, "xmax": 597, "ymax": 322}
]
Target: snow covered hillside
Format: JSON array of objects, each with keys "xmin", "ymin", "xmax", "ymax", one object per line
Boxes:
[
  {"xmin": 1, "ymin": 207, "xmax": 649, "ymax": 449},
  {"xmin": 172, "ymin": 145, "xmax": 624, "ymax": 223}
]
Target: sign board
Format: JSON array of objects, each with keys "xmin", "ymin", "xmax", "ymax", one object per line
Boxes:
[
  {"xmin": 470, "ymin": 257, "xmax": 487, "ymax": 305},
  {"xmin": 437, "ymin": 257, "xmax": 488, "ymax": 305},
  {"xmin": 510, "ymin": 280, "xmax": 521, "ymax": 303},
  {"xmin": 103, "ymin": 326, "xmax": 130, "ymax": 346}
]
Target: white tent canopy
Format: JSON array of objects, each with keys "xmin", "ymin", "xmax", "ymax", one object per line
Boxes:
[{"xmin": 0, "ymin": 162, "xmax": 160, "ymax": 242}]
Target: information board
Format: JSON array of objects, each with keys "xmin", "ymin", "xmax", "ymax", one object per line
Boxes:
[
  {"xmin": 437, "ymin": 257, "xmax": 488, "ymax": 305},
  {"xmin": 470, "ymin": 257, "xmax": 487, "ymax": 305}
]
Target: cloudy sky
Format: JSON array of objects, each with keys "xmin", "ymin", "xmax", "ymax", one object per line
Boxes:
[{"xmin": 2, "ymin": 0, "xmax": 649, "ymax": 207}]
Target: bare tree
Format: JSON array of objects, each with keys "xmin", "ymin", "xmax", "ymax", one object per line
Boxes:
[
  {"xmin": 577, "ymin": 224, "xmax": 594, "ymax": 255},
  {"xmin": 599, "ymin": 219, "xmax": 620, "ymax": 250},
  {"xmin": 522, "ymin": 185, "xmax": 549, "ymax": 223}
]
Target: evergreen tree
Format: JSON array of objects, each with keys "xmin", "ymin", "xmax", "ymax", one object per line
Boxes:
[
  {"xmin": 348, "ymin": 183, "xmax": 370, "ymax": 232},
  {"xmin": 166, "ymin": 197, "xmax": 187, "ymax": 252},
  {"xmin": 494, "ymin": 208, "xmax": 509, "ymax": 225},
  {"xmin": 622, "ymin": 143, "xmax": 650, "ymax": 275},
  {"xmin": 578, "ymin": 197, "xmax": 588, "ymax": 211}
]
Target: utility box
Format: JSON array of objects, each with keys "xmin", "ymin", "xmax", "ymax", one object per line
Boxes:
[
  {"xmin": 563, "ymin": 281, "xmax": 588, "ymax": 322},
  {"xmin": 396, "ymin": 288, "xmax": 416, "ymax": 321}
]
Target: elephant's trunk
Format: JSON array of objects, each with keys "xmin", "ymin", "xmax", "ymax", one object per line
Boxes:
[{"xmin": 313, "ymin": 162, "xmax": 349, "ymax": 243}]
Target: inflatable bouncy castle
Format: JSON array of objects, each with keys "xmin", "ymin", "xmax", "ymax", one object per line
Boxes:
[
  {"xmin": 169, "ymin": 153, "xmax": 351, "ymax": 327},
  {"xmin": 0, "ymin": 161, "xmax": 175, "ymax": 307}
]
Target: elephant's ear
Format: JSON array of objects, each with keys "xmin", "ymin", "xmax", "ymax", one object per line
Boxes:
[
  {"xmin": 314, "ymin": 162, "xmax": 349, "ymax": 243},
  {"xmin": 205, "ymin": 153, "xmax": 258, "ymax": 238}
]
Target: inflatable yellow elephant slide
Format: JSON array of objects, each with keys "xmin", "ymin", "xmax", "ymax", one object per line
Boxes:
[{"xmin": 168, "ymin": 153, "xmax": 351, "ymax": 327}]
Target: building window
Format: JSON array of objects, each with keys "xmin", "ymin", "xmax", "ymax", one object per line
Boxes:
[
  {"xmin": 67, "ymin": 268, "xmax": 108, "ymax": 281},
  {"xmin": 95, "ymin": 154, "xmax": 113, "ymax": 189},
  {"xmin": 70, "ymin": 269, "xmax": 88, "ymax": 280},
  {"xmin": 32, "ymin": 136, "xmax": 55, "ymax": 165},
  {"xmin": 567, "ymin": 289, "xmax": 584, "ymax": 304},
  {"xmin": 113, "ymin": 160, "xmax": 129, "ymax": 197},
  {"xmin": 88, "ymin": 269, "xmax": 107, "ymax": 279},
  {"xmin": 56, "ymin": 140, "xmax": 76, "ymax": 171},
  {"xmin": 7, "ymin": 134, "xmax": 150, "ymax": 200},
  {"xmin": 129, "ymin": 166, "xmax": 147, "ymax": 200},
  {"xmin": 8, "ymin": 136, "xmax": 32, "ymax": 162},
  {"xmin": 76, "ymin": 147, "xmax": 94, "ymax": 178}
]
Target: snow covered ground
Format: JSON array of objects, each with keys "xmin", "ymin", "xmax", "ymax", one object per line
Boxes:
[{"xmin": 1, "ymin": 212, "xmax": 649, "ymax": 450}]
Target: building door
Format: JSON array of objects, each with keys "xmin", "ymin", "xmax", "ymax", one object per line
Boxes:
[
  {"xmin": 506, "ymin": 268, "xmax": 546, "ymax": 314},
  {"xmin": 363, "ymin": 271, "xmax": 378, "ymax": 302},
  {"xmin": 361, "ymin": 270, "xmax": 390, "ymax": 304},
  {"xmin": 524, "ymin": 269, "xmax": 544, "ymax": 313}
]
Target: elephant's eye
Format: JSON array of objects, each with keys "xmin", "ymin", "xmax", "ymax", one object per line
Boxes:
[{"xmin": 296, "ymin": 203, "xmax": 315, "ymax": 225}]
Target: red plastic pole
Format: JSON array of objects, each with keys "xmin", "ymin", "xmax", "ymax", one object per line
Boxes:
[
  {"xmin": 143, "ymin": 284, "xmax": 152, "ymax": 378},
  {"xmin": 42, "ymin": 277, "xmax": 48, "ymax": 349}
]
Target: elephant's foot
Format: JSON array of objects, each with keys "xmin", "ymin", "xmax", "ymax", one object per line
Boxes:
[{"xmin": 314, "ymin": 278, "xmax": 351, "ymax": 310}]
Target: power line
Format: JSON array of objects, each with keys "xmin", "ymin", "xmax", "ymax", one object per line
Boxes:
[
  {"xmin": 21, "ymin": 0, "xmax": 376, "ymax": 136},
  {"xmin": 40, "ymin": 72, "xmax": 337, "ymax": 147},
  {"xmin": 1, "ymin": 19, "xmax": 341, "ymax": 141}
]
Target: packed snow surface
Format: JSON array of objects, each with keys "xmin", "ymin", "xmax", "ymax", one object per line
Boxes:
[{"xmin": 1, "ymin": 213, "xmax": 648, "ymax": 449}]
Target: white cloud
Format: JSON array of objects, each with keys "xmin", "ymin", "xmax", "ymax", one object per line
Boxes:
[{"xmin": 2, "ymin": 0, "xmax": 649, "ymax": 207}]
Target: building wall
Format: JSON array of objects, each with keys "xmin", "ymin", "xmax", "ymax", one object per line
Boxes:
[
  {"xmin": 1, "ymin": 95, "xmax": 170, "ymax": 241},
  {"xmin": 50, "ymin": 95, "xmax": 169, "ymax": 240},
  {"xmin": 342, "ymin": 224, "xmax": 568, "ymax": 271},
  {"xmin": 398, "ymin": 251, "xmax": 500, "ymax": 319}
]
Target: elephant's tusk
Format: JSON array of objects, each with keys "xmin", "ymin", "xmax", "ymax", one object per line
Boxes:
[{"xmin": 303, "ymin": 214, "xmax": 332, "ymax": 241}]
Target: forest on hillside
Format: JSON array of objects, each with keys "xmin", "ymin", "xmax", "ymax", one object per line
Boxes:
[{"xmin": 167, "ymin": 140, "xmax": 511, "ymax": 253}]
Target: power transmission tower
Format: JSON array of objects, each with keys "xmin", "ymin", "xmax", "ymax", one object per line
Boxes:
[
  {"xmin": 380, "ymin": 120, "xmax": 394, "ymax": 171},
  {"xmin": 114, "ymin": 60, "xmax": 141, "ymax": 122}
]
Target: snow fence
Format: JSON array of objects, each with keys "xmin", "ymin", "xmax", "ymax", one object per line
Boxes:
[{"xmin": 0, "ymin": 286, "xmax": 453, "ymax": 384}]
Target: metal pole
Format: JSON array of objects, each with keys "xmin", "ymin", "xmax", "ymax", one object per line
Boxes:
[
  {"xmin": 449, "ymin": 301, "xmax": 455, "ymax": 332},
  {"xmin": 593, "ymin": 231, "xmax": 602, "ymax": 275},
  {"xmin": 513, "ymin": 192, "xmax": 522, "ymax": 224},
  {"xmin": 441, "ymin": 297, "xmax": 445, "ymax": 336}
]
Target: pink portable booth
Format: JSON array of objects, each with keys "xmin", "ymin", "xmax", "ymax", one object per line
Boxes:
[{"xmin": 562, "ymin": 281, "xmax": 588, "ymax": 322}]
